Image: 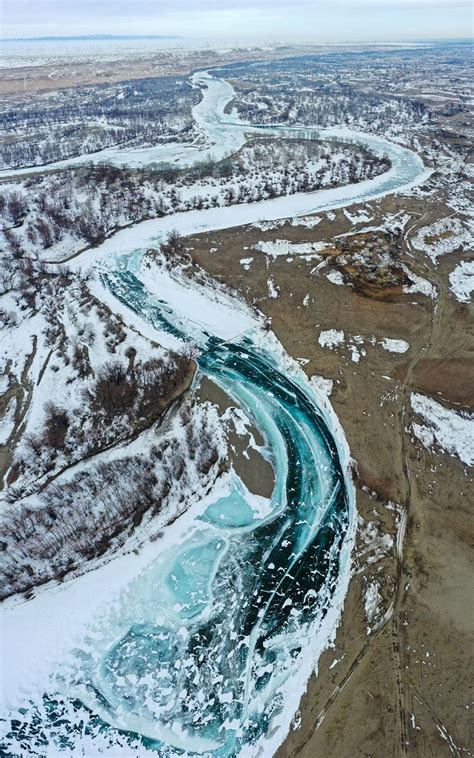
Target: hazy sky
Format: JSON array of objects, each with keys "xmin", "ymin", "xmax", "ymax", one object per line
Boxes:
[{"xmin": 2, "ymin": 0, "xmax": 472, "ymax": 43}]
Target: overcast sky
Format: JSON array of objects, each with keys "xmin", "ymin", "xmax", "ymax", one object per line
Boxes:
[{"xmin": 2, "ymin": 0, "xmax": 472, "ymax": 43}]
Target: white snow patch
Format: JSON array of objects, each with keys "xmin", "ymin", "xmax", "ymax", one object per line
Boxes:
[
  {"xmin": 343, "ymin": 208, "xmax": 373, "ymax": 224},
  {"xmin": 380, "ymin": 337, "xmax": 410, "ymax": 354},
  {"xmin": 402, "ymin": 267, "xmax": 436, "ymax": 299},
  {"xmin": 411, "ymin": 392, "xmax": 474, "ymax": 466},
  {"xmin": 254, "ymin": 239, "xmax": 328, "ymax": 258},
  {"xmin": 326, "ymin": 269, "xmax": 346, "ymax": 286},
  {"xmin": 240, "ymin": 257, "xmax": 254, "ymax": 271},
  {"xmin": 267, "ymin": 278, "xmax": 279, "ymax": 299},
  {"xmin": 329, "ymin": 653, "xmax": 346, "ymax": 670},
  {"xmin": 350, "ymin": 345, "xmax": 361, "ymax": 363},
  {"xmin": 358, "ymin": 518, "xmax": 394, "ymax": 565},
  {"xmin": 318, "ymin": 329, "xmax": 345, "ymax": 349},
  {"xmin": 412, "ymin": 422, "xmax": 434, "ymax": 450},
  {"xmin": 252, "ymin": 219, "xmax": 285, "ymax": 232},
  {"xmin": 412, "ymin": 217, "xmax": 473, "ymax": 263},
  {"xmin": 364, "ymin": 581, "xmax": 382, "ymax": 630},
  {"xmin": 449, "ymin": 260, "xmax": 474, "ymax": 303},
  {"xmin": 291, "ymin": 215, "xmax": 322, "ymax": 229},
  {"xmin": 0, "ymin": 396, "xmax": 16, "ymax": 445}
]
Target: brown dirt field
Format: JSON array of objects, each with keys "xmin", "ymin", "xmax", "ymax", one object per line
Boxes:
[
  {"xmin": 396, "ymin": 358, "xmax": 474, "ymax": 409},
  {"xmin": 0, "ymin": 45, "xmax": 327, "ymax": 97},
  {"xmin": 182, "ymin": 191, "xmax": 473, "ymax": 757}
]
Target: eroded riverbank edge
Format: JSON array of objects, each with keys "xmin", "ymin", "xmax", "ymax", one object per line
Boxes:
[{"xmin": 198, "ymin": 376, "xmax": 274, "ymax": 499}]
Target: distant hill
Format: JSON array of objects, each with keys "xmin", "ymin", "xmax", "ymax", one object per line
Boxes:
[{"xmin": 2, "ymin": 34, "xmax": 182, "ymax": 42}]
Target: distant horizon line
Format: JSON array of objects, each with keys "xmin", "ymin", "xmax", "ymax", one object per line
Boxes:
[
  {"xmin": 1, "ymin": 34, "xmax": 183, "ymax": 42},
  {"xmin": 1, "ymin": 33, "xmax": 472, "ymax": 44}
]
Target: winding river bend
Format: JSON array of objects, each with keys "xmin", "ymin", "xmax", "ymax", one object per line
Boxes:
[{"xmin": 1, "ymin": 67, "xmax": 429, "ymax": 757}]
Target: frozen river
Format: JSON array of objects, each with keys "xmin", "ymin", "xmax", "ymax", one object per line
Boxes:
[{"xmin": 0, "ymin": 68, "xmax": 429, "ymax": 757}]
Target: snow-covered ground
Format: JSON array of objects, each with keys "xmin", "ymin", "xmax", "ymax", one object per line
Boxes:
[
  {"xmin": 411, "ymin": 392, "xmax": 474, "ymax": 467},
  {"xmin": 449, "ymin": 260, "xmax": 474, "ymax": 303},
  {"xmin": 411, "ymin": 217, "xmax": 473, "ymax": 264}
]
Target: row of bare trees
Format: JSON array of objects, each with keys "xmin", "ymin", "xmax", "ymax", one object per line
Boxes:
[
  {"xmin": 14, "ymin": 350, "xmax": 193, "ymax": 496},
  {"xmin": 1, "ymin": 75, "xmax": 199, "ymax": 169},
  {"xmin": 1, "ymin": 399, "xmax": 224, "ymax": 599},
  {"xmin": 1, "ymin": 138, "xmax": 389, "ymax": 258}
]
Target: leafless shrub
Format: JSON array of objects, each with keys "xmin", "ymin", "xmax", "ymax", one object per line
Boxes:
[
  {"xmin": 72, "ymin": 342, "xmax": 93, "ymax": 379},
  {"xmin": 43, "ymin": 403, "xmax": 70, "ymax": 451},
  {"xmin": 3, "ymin": 228, "xmax": 23, "ymax": 256},
  {"xmin": 0, "ymin": 308, "xmax": 17, "ymax": 327}
]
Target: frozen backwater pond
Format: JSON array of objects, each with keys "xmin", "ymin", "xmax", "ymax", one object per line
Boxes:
[{"xmin": 1, "ymin": 66, "xmax": 430, "ymax": 757}]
